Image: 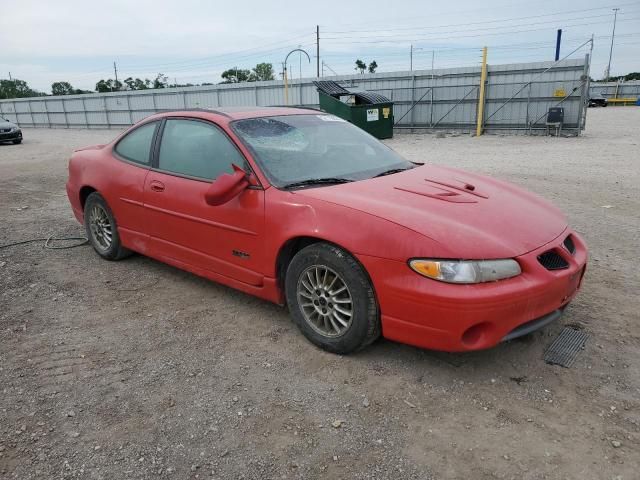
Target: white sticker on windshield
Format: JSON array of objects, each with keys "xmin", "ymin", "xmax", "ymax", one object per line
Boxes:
[
  {"xmin": 366, "ymin": 108, "xmax": 379, "ymax": 122},
  {"xmin": 317, "ymin": 115, "xmax": 346, "ymax": 122}
]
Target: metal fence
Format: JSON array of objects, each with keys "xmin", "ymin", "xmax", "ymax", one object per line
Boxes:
[
  {"xmin": 0, "ymin": 57, "xmax": 589, "ymax": 135},
  {"xmin": 589, "ymin": 80, "xmax": 640, "ymax": 99}
]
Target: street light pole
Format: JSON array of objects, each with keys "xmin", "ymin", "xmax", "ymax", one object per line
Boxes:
[
  {"xmin": 606, "ymin": 8, "xmax": 619, "ymax": 80},
  {"xmin": 282, "ymin": 48, "xmax": 311, "ymax": 106}
]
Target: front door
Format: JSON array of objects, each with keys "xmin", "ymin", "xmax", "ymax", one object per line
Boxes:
[{"xmin": 143, "ymin": 118, "xmax": 265, "ymax": 286}]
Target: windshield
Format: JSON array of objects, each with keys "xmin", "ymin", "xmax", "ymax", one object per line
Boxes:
[{"xmin": 231, "ymin": 114, "xmax": 413, "ymax": 188}]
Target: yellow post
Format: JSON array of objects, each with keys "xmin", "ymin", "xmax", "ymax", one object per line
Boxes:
[
  {"xmin": 283, "ymin": 67, "xmax": 289, "ymax": 106},
  {"xmin": 476, "ymin": 46, "xmax": 488, "ymax": 137}
]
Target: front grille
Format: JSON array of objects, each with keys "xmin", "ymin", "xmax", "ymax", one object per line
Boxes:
[
  {"xmin": 563, "ymin": 235, "xmax": 575, "ymax": 254},
  {"xmin": 0, "ymin": 129, "xmax": 10, "ymax": 133},
  {"xmin": 538, "ymin": 250, "xmax": 569, "ymax": 270}
]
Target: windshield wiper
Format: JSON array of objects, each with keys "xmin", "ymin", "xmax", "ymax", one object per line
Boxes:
[
  {"xmin": 282, "ymin": 178, "xmax": 354, "ymax": 190},
  {"xmin": 373, "ymin": 167, "xmax": 413, "ymax": 178}
]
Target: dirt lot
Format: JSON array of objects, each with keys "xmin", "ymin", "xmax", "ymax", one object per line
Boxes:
[{"xmin": 1, "ymin": 107, "xmax": 639, "ymax": 480}]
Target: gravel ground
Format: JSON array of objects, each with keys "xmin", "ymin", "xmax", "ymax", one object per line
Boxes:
[{"xmin": 1, "ymin": 107, "xmax": 638, "ymax": 480}]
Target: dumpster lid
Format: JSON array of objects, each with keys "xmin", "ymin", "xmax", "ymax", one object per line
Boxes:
[
  {"xmin": 352, "ymin": 90, "xmax": 391, "ymax": 104},
  {"xmin": 314, "ymin": 80, "xmax": 350, "ymax": 97}
]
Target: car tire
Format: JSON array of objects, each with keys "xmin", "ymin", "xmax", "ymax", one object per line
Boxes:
[
  {"xmin": 12, "ymin": 139, "xmax": 22, "ymax": 144},
  {"xmin": 84, "ymin": 192, "xmax": 131, "ymax": 261},
  {"xmin": 285, "ymin": 242, "xmax": 380, "ymax": 354}
]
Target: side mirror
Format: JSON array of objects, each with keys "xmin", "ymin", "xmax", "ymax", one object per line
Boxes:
[{"xmin": 204, "ymin": 164, "xmax": 250, "ymax": 206}]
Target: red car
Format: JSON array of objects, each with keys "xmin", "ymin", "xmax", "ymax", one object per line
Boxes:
[{"xmin": 66, "ymin": 107, "xmax": 587, "ymax": 354}]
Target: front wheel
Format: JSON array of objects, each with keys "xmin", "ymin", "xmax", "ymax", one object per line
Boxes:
[
  {"xmin": 285, "ymin": 243, "xmax": 380, "ymax": 354},
  {"xmin": 84, "ymin": 192, "xmax": 131, "ymax": 260},
  {"xmin": 12, "ymin": 139, "xmax": 22, "ymax": 144}
]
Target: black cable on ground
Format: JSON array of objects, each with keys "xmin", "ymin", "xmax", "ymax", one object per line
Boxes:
[{"xmin": 0, "ymin": 235, "xmax": 88, "ymax": 250}]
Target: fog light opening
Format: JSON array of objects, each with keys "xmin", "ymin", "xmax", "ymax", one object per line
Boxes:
[{"xmin": 461, "ymin": 322, "xmax": 494, "ymax": 348}]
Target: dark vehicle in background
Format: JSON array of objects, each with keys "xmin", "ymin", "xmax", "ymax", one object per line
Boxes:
[
  {"xmin": 588, "ymin": 94, "xmax": 608, "ymax": 107},
  {"xmin": 0, "ymin": 117, "xmax": 22, "ymax": 144}
]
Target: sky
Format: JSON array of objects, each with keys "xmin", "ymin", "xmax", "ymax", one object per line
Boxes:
[{"xmin": 1, "ymin": 0, "xmax": 638, "ymax": 94}]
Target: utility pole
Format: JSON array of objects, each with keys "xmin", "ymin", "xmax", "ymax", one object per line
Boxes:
[
  {"xmin": 113, "ymin": 61, "xmax": 119, "ymax": 91},
  {"xmin": 8, "ymin": 72, "xmax": 12, "ymax": 81},
  {"xmin": 316, "ymin": 25, "xmax": 320, "ymax": 78},
  {"xmin": 606, "ymin": 8, "xmax": 619, "ymax": 80},
  {"xmin": 410, "ymin": 44, "xmax": 413, "ymax": 71},
  {"xmin": 476, "ymin": 47, "xmax": 488, "ymax": 137}
]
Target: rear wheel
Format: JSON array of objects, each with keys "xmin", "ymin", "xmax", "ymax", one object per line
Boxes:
[
  {"xmin": 84, "ymin": 192, "xmax": 131, "ymax": 260},
  {"xmin": 285, "ymin": 243, "xmax": 380, "ymax": 354}
]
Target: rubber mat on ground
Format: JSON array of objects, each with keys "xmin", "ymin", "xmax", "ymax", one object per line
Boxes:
[{"xmin": 544, "ymin": 327, "xmax": 589, "ymax": 368}]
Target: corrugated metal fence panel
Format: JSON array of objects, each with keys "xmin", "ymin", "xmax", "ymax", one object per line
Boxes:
[
  {"xmin": 589, "ymin": 80, "xmax": 640, "ymax": 98},
  {"xmin": 0, "ymin": 58, "xmax": 589, "ymax": 133}
]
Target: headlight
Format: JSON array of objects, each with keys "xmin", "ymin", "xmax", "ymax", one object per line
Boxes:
[
  {"xmin": 409, "ymin": 259, "xmax": 521, "ymax": 284},
  {"xmin": 11, "ymin": 127, "xmax": 20, "ymax": 132}
]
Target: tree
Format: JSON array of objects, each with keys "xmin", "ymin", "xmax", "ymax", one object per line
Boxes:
[
  {"xmin": 250, "ymin": 63, "xmax": 275, "ymax": 81},
  {"xmin": 0, "ymin": 78, "xmax": 45, "ymax": 99},
  {"xmin": 153, "ymin": 73, "xmax": 168, "ymax": 89},
  {"xmin": 95, "ymin": 79, "xmax": 123, "ymax": 92},
  {"xmin": 368, "ymin": 61, "xmax": 378, "ymax": 74},
  {"xmin": 124, "ymin": 77, "xmax": 151, "ymax": 90},
  {"xmin": 51, "ymin": 81, "xmax": 74, "ymax": 95},
  {"xmin": 607, "ymin": 72, "xmax": 640, "ymax": 82},
  {"xmin": 220, "ymin": 67, "xmax": 251, "ymax": 83},
  {"xmin": 355, "ymin": 59, "xmax": 367, "ymax": 74}
]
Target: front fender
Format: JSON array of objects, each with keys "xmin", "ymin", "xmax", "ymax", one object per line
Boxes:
[{"xmin": 263, "ymin": 188, "xmax": 443, "ymax": 278}]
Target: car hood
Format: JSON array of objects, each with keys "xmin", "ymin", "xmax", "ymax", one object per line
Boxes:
[
  {"xmin": 1, "ymin": 121, "xmax": 18, "ymax": 129},
  {"xmin": 294, "ymin": 165, "xmax": 567, "ymax": 259}
]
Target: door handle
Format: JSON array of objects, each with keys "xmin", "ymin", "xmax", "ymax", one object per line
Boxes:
[{"xmin": 150, "ymin": 180, "xmax": 165, "ymax": 192}]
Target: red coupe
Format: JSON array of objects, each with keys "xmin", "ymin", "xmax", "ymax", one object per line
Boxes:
[{"xmin": 66, "ymin": 107, "xmax": 587, "ymax": 354}]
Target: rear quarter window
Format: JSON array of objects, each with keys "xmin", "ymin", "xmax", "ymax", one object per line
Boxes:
[{"xmin": 114, "ymin": 122, "xmax": 158, "ymax": 165}]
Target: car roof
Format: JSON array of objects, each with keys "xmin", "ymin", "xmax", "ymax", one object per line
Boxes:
[{"xmin": 165, "ymin": 106, "xmax": 319, "ymax": 121}]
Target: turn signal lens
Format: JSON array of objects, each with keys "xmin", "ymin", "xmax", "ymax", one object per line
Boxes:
[
  {"xmin": 409, "ymin": 260, "xmax": 441, "ymax": 278},
  {"xmin": 409, "ymin": 259, "xmax": 521, "ymax": 284}
]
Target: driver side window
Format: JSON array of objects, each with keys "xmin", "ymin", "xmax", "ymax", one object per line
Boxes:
[{"xmin": 158, "ymin": 119, "xmax": 245, "ymax": 180}]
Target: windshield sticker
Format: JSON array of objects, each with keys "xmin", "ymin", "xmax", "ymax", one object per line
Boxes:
[{"xmin": 317, "ymin": 115, "xmax": 346, "ymax": 122}]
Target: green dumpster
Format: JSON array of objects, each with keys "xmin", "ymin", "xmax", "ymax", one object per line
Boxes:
[{"xmin": 314, "ymin": 81, "xmax": 393, "ymax": 139}]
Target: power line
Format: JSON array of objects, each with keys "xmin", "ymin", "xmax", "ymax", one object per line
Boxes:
[
  {"xmin": 322, "ymin": 2, "xmax": 640, "ymax": 34},
  {"xmin": 116, "ymin": 32, "xmax": 315, "ymax": 71},
  {"xmin": 321, "ymin": 17, "xmax": 640, "ymax": 45}
]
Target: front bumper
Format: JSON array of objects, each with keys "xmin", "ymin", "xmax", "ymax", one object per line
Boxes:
[
  {"xmin": 0, "ymin": 129, "xmax": 22, "ymax": 142},
  {"xmin": 358, "ymin": 230, "xmax": 587, "ymax": 352}
]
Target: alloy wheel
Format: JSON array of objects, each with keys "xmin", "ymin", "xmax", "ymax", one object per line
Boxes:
[
  {"xmin": 88, "ymin": 204, "xmax": 113, "ymax": 251},
  {"xmin": 297, "ymin": 265, "xmax": 353, "ymax": 337}
]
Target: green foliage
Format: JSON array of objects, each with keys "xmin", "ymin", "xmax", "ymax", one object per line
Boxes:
[
  {"xmin": 220, "ymin": 63, "xmax": 275, "ymax": 83},
  {"xmin": 95, "ymin": 79, "xmax": 123, "ymax": 92},
  {"xmin": 250, "ymin": 63, "xmax": 275, "ymax": 81},
  {"xmin": 124, "ymin": 77, "xmax": 152, "ymax": 90},
  {"xmin": 51, "ymin": 81, "xmax": 74, "ymax": 95},
  {"xmin": 355, "ymin": 60, "xmax": 378, "ymax": 74},
  {"xmin": 609, "ymin": 72, "xmax": 640, "ymax": 82},
  {"xmin": 220, "ymin": 67, "xmax": 251, "ymax": 83},
  {"xmin": 594, "ymin": 72, "xmax": 640, "ymax": 82},
  {"xmin": 153, "ymin": 73, "xmax": 169, "ymax": 89},
  {"xmin": 0, "ymin": 78, "xmax": 45, "ymax": 99}
]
